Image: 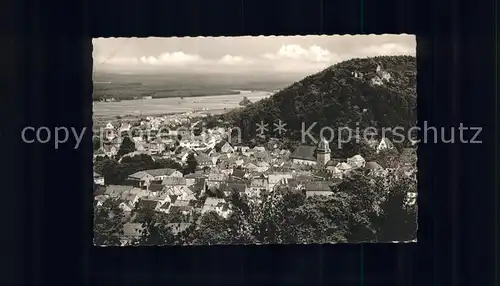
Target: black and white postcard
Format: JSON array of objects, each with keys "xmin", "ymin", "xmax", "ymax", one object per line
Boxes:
[{"xmin": 92, "ymin": 35, "xmax": 417, "ymax": 246}]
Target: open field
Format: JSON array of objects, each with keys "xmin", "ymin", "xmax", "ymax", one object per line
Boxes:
[
  {"xmin": 93, "ymin": 72, "xmax": 292, "ymax": 101},
  {"xmin": 92, "ymin": 91, "xmax": 271, "ymax": 123}
]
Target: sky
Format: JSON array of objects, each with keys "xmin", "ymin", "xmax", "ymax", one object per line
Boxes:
[{"xmin": 93, "ymin": 35, "xmax": 415, "ymax": 76}]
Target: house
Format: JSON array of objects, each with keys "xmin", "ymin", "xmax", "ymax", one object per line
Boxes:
[
  {"xmin": 119, "ymin": 191, "xmax": 141, "ymax": 207},
  {"xmin": 252, "ymin": 146, "xmax": 266, "ymax": 153},
  {"xmin": 189, "ymin": 180, "xmax": 206, "ymax": 197},
  {"xmin": 185, "ymin": 173, "xmax": 206, "ymax": 186},
  {"xmin": 147, "ymin": 141, "xmax": 165, "ymax": 155},
  {"xmin": 214, "ymin": 202, "xmax": 232, "ymax": 219},
  {"xmin": 120, "ymin": 223, "xmax": 144, "ymax": 246},
  {"xmin": 176, "ymin": 150, "xmax": 192, "ymax": 163},
  {"xmin": 157, "ymin": 201, "xmax": 172, "ymax": 214},
  {"xmin": 105, "ymin": 122, "xmax": 115, "ymax": 130},
  {"xmin": 249, "ymin": 174, "xmax": 269, "ymax": 194},
  {"xmin": 148, "ymin": 181, "xmax": 164, "ymax": 194},
  {"xmin": 290, "ymin": 138, "xmax": 333, "ymax": 166},
  {"xmin": 104, "ymin": 185, "xmax": 136, "ymax": 199},
  {"xmin": 196, "ymin": 154, "xmax": 215, "ymax": 168},
  {"xmin": 347, "ymin": 154, "xmax": 366, "ymax": 168},
  {"xmin": 406, "ymin": 192, "xmax": 417, "ymax": 206},
  {"xmin": 102, "ymin": 145, "xmax": 118, "ymax": 158},
  {"xmin": 201, "ymin": 197, "xmax": 231, "ymax": 218},
  {"xmin": 221, "ymin": 181, "xmax": 248, "ymax": 196},
  {"xmin": 117, "ymin": 200, "xmax": 134, "ymax": 213},
  {"xmin": 365, "ymin": 161, "xmax": 387, "ymax": 177},
  {"xmin": 326, "ymin": 166, "xmax": 343, "ymax": 180},
  {"xmin": 238, "ymin": 146, "xmax": 251, "ymax": 154},
  {"xmin": 93, "ymin": 149, "xmax": 108, "ymax": 159},
  {"xmin": 126, "ymin": 171, "xmax": 154, "ymax": 189},
  {"xmin": 206, "ymin": 173, "xmax": 227, "ymax": 190},
  {"xmin": 94, "ymin": 195, "xmax": 107, "ymax": 208},
  {"xmin": 268, "ymin": 173, "xmax": 294, "ymax": 191},
  {"xmin": 304, "ymin": 181, "xmax": 336, "ymax": 197},
  {"xmin": 220, "ymin": 142, "xmax": 235, "ymax": 153},
  {"xmin": 93, "ymin": 172, "xmax": 105, "ymax": 186},
  {"xmin": 145, "ymin": 168, "xmax": 183, "ymax": 180},
  {"xmin": 244, "ymin": 162, "xmax": 259, "ymax": 172},
  {"xmin": 278, "ymin": 178, "xmax": 305, "ymax": 192},
  {"xmin": 336, "ymin": 162, "xmax": 352, "ymax": 173},
  {"xmin": 376, "ymin": 137, "xmax": 394, "ymax": 153},
  {"xmin": 231, "ymin": 169, "xmax": 248, "ymax": 180},
  {"xmin": 161, "ymin": 177, "xmax": 187, "ymax": 187},
  {"xmin": 136, "ymin": 198, "xmax": 161, "ymax": 211}
]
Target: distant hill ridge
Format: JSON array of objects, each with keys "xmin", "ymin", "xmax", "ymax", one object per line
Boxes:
[{"xmin": 219, "ymin": 55, "xmax": 417, "ymax": 145}]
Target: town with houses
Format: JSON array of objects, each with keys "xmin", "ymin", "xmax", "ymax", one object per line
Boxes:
[{"xmin": 93, "ymin": 111, "xmax": 417, "ymax": 246}]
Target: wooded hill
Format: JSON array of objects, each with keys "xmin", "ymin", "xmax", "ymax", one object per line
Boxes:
[{"xmin": 218, "ymin": 55, "xmax": 417, "ymax": 147}]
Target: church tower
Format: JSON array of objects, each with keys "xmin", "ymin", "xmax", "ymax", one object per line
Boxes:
[{"xmin": 316, "ymin": 137, "xmax": 331, "ymax": 166}]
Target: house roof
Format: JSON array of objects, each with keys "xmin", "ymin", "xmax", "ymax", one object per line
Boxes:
[
  {"xmin": 144, "ymin": 168, "xmax": 179, "ymax": 177},
  {"xmin": 231, "ymin": 169, "xmax": 246, "ymax": 179},
  {"xmin": 365, "ymin": 161, "xmax": 383, "ymax": 170},
  {"xmin": 289, "ymin": 145, "xmax": 317, "ymax": 161},
  {"xmin": 304, "ymin": 180, "xmax": 334, "ymax": 192},
  {"xmin": 105, "ymin": 185, "xmax": 135, "ymax": 197},
  {"xmin": 185, "ymin": 173, "xmax": 205, "ymax": 179},
  {"xmin": 196, "ymin": 155, "xmax": 212, "ymax": 164},
  {"xmin": 222, "ymin": 182, "xmax": 247, "ymax": 193},
  {"xmin": 268, "ymin": 173, "xmax": 293, "ymax": 184},
  {"xmin": 137, "ymin": 199, "xmax": 159, "ymax": 209},
  {"xmin": 128, "ymin": 171, "xmax": 149, "ymax": 180},
  {"xmin": 160, "ymin": 202, "xmax": 171, "ymax": 209},
  {"xmin": 306, "ymin": 191, "xmax": 335, "ymax": 197},
  {"xmin": 337, "ymin": 162, "xmax": 352, "ymax": 170},
  {"xmin": 189, "ymin": 181, "xmax": 205, "ymax": 194},
  {"xmin": 379, "ymin": 137, "xmax": 394, "ymax": 147},
  {"xmin": 208, "ymin": 173, "xmax": 226, "ymax": 181},
  {"xmin": 348, "ymin": 154, "xmax": 365, "ymax": 162},
  {"xmin": 162, "ymin": 177, "xmax": 187, "ymax": 186},
  {"xmin": 122, "ymin": 223, "xmax": 144, "ymax": 237},
  {"xmin": 169, "ymin": 195, "xmax": 178, "ymax": 204},
  {"xmin": 149, "ymin": 182, "xmax": 164, "ymax": 192},
  {"xmin": 203, "ymin": 197, "xmax": 225, "ymax": 207}
]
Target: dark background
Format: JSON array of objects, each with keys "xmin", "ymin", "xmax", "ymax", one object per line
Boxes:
[{"xmin": 1, "ymin": 0, "xmax": 498, "ymax": 284}]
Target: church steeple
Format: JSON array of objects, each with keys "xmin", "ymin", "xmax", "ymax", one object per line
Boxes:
[{"xmin": 316, "ymin": 137, "xmax": 331, "ymax": 165}]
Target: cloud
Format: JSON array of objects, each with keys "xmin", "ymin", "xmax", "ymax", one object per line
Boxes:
[
  {"xmin": 218, "ymin": 55, "xmax": 254, "ymax": 65},
  {"xmin": 358, "ymin": 43, "xmax": 415, "ymax": 57},
  {"xmin": 263, "ymin": 44, "xmax": 334, "ymax": 63},
  {"xmin": 94, "ymin": 40, "xmax": 415, "ymax": 75},
  {"xmin": 140, "ymin": 52, "xmax": 202, "ymax": 65}
]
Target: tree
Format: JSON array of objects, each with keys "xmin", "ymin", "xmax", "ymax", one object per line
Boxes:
[
  {"xmin": 152, "ymin": 158, "xmax": 183, "ymax": 172},
  {"xmin": 372, "ymin": 169, "xmax": 417, "ymax": 241},
  {"xmin": 189, "ymin": 212, "xmax": 233, "ymax": 245},
  {"xmin": 135, "ymin": 212, "xmax": 177, "ymax": 246},
  {"xmin": 184, "ymin": 152, "xmax": 198, "ymax": 174},
  {"xmin": 92, "ymin": 136, "xmax": 101, "ymax": 151},
  {"xmin": 116, "ymin": 137, "xmax": 136, "ymax": 159},
  {"xmin": 94, "ymin": 158, "xmax": 120, "ymax": 185},
  {"xmin": 94, "ymin": 199, "xmax": 126, "ymax": 246},
  {"xmin": 376, "ymin": 148, "xmax": 401, "ymax": 169},
  {"xmin": 206, "ymin": 187, "xmax": 225, "ymax": 198},
  {"xmin": 331, "ymin": 171, "xmax": 379, "ymax": 242}
]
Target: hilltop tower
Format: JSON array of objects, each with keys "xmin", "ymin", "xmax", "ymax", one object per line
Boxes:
[{"xmin": 316, "ymin": 137, "xmax": 331, "ymax": 166}]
